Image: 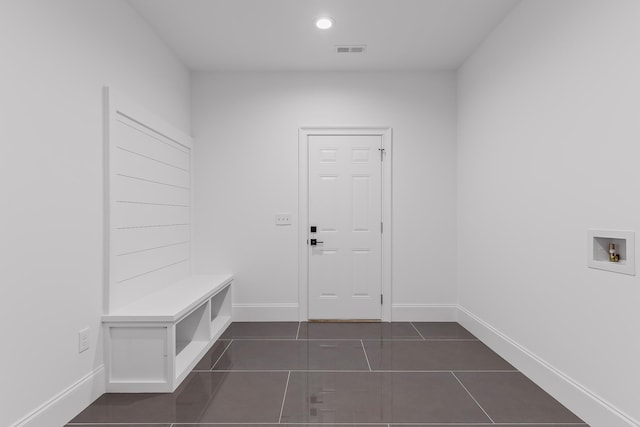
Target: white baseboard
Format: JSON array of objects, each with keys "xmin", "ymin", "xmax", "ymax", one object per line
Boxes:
[
  {"xmin": 457, "ymin": 305, "xmax": 639, "ymax": 427},
  {"xmin": 233, "ymin": 303, "xmax": 457, "ymax": 322},
  {"xmin": 12, "ymin": 365, "xmax": 105, "ymax": 427},
  {"xmin": 232, "ymin": 303, "xmax": 299, "ymax": 321},
  {"xmin": 391, "ymin": 303, "xmax": 458, "ymax": 321}
]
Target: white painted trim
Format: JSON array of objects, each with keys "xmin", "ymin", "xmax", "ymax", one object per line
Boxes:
[
  {"xmin": 381, "ymin": 128, "xmax": 393, "ymax": 321},
  {"xmin": 457, "ymin": 305, "xmax": 639, "ymax": 427},
  {"xmin": 11, "ymin": 365, "xmax": 105, "ymax": 427},
  {"xmin": 298, "ymin": 127, "xmax": 393, "ymax": 321},
  {"xmin": 392, "ymin": 303, "xmax": 458, "ymax": 321},
  {"xmin": 232, "ymin": 303, "xmax": 300, "ymax": 321}
]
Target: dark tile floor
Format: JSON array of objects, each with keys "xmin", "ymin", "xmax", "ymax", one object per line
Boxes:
[{"xmin": 68, "ymin": 321, "xmax": 588, "ymax": 427}]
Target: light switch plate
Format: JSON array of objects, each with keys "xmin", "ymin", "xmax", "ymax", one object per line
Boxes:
[{"xmin": 275, "ymin": 213, "xmax": 292, "ymax": 226}]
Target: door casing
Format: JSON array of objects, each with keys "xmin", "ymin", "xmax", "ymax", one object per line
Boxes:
[{"xmin": 298, "ymin": 127, "xmax": 392, "ymax": 321}]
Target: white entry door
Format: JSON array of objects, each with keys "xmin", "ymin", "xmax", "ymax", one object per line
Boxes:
[{"xmin": 307, "ymin": 133, "xmax": 383, "ymax": 320}]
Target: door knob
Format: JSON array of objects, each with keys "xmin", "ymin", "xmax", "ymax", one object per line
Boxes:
[{"xmin": 310, "ymin": 239, "xmax": 324, "ymax": 246}]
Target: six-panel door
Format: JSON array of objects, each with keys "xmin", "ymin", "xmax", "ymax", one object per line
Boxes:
[{"xmin": 308, "ymin": 134, "xmax": 383, "ymax": 320}]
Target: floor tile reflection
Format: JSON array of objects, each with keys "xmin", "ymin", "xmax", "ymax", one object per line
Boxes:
[
  {"xmin": 193, "ymin": 339, "xmax": 230, "ymax": 370},
  {"xmin": 364, "ymin": 340, "xmax": 514, "ymax": 371},
  {"xmin": 298, "ymin": 321, "xmax": 420, "ymax": 339},
  {"xmin": 412, "ymin": 321, "xmax": 477, "ymax": 339},
  {"xmin": 280, "ymin": 371, "xmax": 490, "ymax": 423},
  {"xmin": 455, "ymin": 371, "xmax": 585, "ymax": 423},
  {"xmin": 220, "ymin": 321, "xmax": 299, "ymax": 339},
  {"xmin": 214, "ymin": 339, "xmax": 369, "ymax": 370},
  {"xmin": 69, "ymin": 372, "xmax": 288, "ymax": 424}
]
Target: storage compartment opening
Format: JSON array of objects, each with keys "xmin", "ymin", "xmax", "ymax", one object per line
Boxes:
[
  {"xmin": 210, "ymin": 286, "xmax": 232, "ymax": 340},
  {"xmin": 175, "ymin": 303, "xmax": 209, "ymax": 357},
  {"xmin": 211, "ymin": 286, "xmax": 230, "ymax": 321}
]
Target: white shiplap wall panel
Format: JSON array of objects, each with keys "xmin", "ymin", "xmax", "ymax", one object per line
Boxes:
[
  {"xmin": 113, "ymin": 203, "xmax": 190, "ymax": 229},
  {"xmin": 110, "ymin": 261, "xmax": 190, "ymax": 315},
  {"xmin": 113, "ymin": 147, "xmax": 190, "ymax": 189},
  {"xmin": 113, "ymin": 174, "xmax": 190, "ymax": 206},
  {"xmin": 105, "ymin": 88, "xmax": 193, "ymax": 313},
  {"xmin": 113, "ymin": 225, "xmax": 190, "ymax": 256},
  {"xmin": 115, "ymin": 118, "xmax": 190, "ymax": 170},
  {"xmin": 115, "ymin": 242, "xmax": 190, "ymax": 283}
]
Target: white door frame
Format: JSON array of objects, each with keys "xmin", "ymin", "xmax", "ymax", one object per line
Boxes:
[{"xmin": 298, "ymin": 127, "xmax": 392, "ymax": 321}]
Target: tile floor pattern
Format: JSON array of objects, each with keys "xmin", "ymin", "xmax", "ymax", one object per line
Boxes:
[{"xmin": 68, "ymin": 322, "xmax": 588, "ymax": 427}]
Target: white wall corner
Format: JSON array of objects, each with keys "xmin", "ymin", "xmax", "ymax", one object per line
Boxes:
[
  {"xmin": 232, "ymin": 303, "xmax": 300, "ymax": 321},
  {"xmin": 12, "ymin": 366, "xmax": 105, "ymax": 427},
  {"xmin": 457, "ymin": 305, "xmax": 639, "ymax": 427},
  {"xmin": 391, "ymin": 304, "xmax": 458, "ymax": 322}
]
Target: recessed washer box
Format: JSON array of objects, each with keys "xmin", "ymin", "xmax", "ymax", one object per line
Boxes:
[{"xmin": 587, "ymin": 229, "xmax": 635, "ymax": 275}]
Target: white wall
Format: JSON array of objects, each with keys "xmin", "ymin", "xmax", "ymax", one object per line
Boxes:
[
  {"xmin": 0, "ymin": 1, "xmax": 190, "ymax": 426},
  {"xmin": 192, "ymin": 71, "xmax": 457, "ymax": 321},
  {"xmin": 457, "ymin": 1, "xmax": 640, "ymax": 425}
]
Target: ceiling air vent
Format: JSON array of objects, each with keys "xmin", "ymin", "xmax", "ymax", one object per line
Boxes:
[{"xmin": 335, "ymin": 45, "xmax": 367, "ymax": 54}]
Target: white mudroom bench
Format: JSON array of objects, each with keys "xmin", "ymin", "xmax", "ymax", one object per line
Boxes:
[{"xmin": 102, "ymin": 274, "xmax": 233, "ymax": 392}]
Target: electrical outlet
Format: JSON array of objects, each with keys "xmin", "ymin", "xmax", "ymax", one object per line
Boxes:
[
  {"xmin": 275, "ymin": 213, "xmax": 292, "ymax": 226},
  {"xmin": 78, "ymin": 328, "xmax": 90, "ymax": 353}
]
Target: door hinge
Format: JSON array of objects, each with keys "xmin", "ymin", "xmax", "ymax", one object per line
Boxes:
[
  {"xmin": 380, "ymin": 294, "xmax": 383, "ymax": 305},
  {"xmin": 381, "ymin": 222, "xmax": 383, "ymax": 233},
  {"xmin": 378, "ymin": 147, "xmax": 385, "ymax": 161}
]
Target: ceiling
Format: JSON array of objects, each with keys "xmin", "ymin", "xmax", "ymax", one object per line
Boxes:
[{"xmin": 129, "ymin": 0, "xmax": 520, "ymax": 71}]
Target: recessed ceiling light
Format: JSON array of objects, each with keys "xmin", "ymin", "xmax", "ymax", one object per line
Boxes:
[{"xmin": 315, "ymin": 17, "xmax": 334, "ymax": 30}]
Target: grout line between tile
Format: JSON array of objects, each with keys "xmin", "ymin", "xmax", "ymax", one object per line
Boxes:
[
  {"xmin": 220, "ymin": 337, "xmax": 300, "ymax": 341},
  {"xmin": 208, "ymin": 369, "xmax": 368, "ymax": 373},
  {"xmin": 64, "ymin": 423, "xmax": 589, "ymax": 426},
  {"xmin": 203, "ymin": 369, "xmax": 519, "ymax": 373},
  {"xmin": 451, "ymin": 371, "xmax": 495, "ymax": 424},
  {"xmin": 361, "ymin": 340, "xmax": 372, "ymax": 372},
  {"xmin": 221, "ymin": 337, "xmax": 479, "ymax": 342},
  {"xmin": 118, "ymin": 423, "xmax": 588, "ymax": 426},
  {"xmin": 67, "ymin": 424, "xmax": 178, "ymax": 426},
  {"xmin": 278, "ymin": 370, "xmax": 291, "ymax": 423},
  {"xmin": 210, "ymin": 339, "xmax": 233, "ymax": 371},
  {"xmin": 409, "ymin": 322, "xmax": 426, "ymax": 340}
]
